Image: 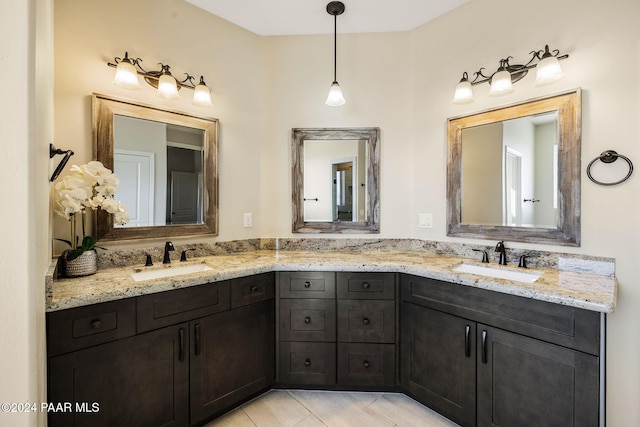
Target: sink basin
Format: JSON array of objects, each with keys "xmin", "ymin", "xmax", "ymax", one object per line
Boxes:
[
  {"xmin": 131, "ymin": 264, "xmax": 213, "ymax": 282},
  {"xmin": 452, "ymin": 262, "xmax": 541, "ymax": 283}
]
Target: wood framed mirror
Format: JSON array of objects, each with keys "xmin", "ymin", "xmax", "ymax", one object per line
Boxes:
[
  {"xmin": 447, "ymin": 89, "xmax": 581, "ymax": 246},
  {"xmin": 292, "ymin": 127, "xmax": 380, "ymax": 233},
  {"xmin": 93, "ymin": 94, "xmax": 218, "ymax": 241}
]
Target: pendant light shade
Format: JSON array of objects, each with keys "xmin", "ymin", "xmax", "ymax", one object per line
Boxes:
[
  {"xmin": 112, "ymin": 52, "xmax": 141, "ymax": 90},
  {"xmin": 326, "ymin": 81, "xmax": 346, "ymax": 106},
  {"xmin": 325, "ymin": 2, "xmax": 345, "ymax": 107},
  {"xmin": 192, "ymin": 76, "xmax": 213, "ymax": 107},
  {"xmin": 489, "ymin": 62, "xmax": 514, "ymax": 96},
  {"xmin": 157, "ymin": 66, "xmax": 179, "ymax": 100},
  {"xmin": 535, "ymin": 46, "xmax": 565, "ymax": 86},
  {"xmin": 452, "ymin": 72, "xmax": 474, "ymax": 104}
]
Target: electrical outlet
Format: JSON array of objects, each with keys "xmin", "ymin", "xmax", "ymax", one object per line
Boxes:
[
  {"xmin": 243, "ymin": 213, "xmax": 253, "ymax": 228},
  {"xmin": 418, "ymin": 213, "xmax": 433, "ymax": 229}
]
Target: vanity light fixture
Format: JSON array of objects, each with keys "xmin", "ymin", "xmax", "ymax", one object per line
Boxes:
[
  {"xmin": 108, "ymin": 52, "xmax": 213, "ymax": 107},
  {"xmin": 325, "ymin": 1, "xmax": 346, "ymax": 106},
  {"xmin": 452, "ymin": 45, "xmax": 569, "ymax": 104}
]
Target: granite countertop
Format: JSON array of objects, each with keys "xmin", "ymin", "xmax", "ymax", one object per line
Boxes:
[{"xmin": 45, "ymin": 250, "xmax": 617, "ymax": 313}]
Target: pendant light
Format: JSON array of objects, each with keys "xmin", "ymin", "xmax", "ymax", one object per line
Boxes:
[{"xmin": 325, "ymin": 1, "xmax": 346, "ymax": 106}]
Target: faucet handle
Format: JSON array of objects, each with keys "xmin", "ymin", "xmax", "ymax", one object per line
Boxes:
[
  {"xmin": 518, "ymin": 255, "xmax": 535, "ymax": 268},
  {"xmin": 180, "ymin": 248, "xmax": 196, "ymax": 262},
  {"xmin": 472, "ymin": 249, "xmax": 489, "ymax": 263},
  {"xmin": 145, "ymin": 254, "xmax": 153, "ymax": 266}
]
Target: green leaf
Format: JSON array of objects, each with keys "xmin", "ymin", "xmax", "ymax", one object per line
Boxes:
[
  {"xmin": 81, "ymin": 236, "xmax": 95, "ymax": 251},
  {"xmin": 54, "ymin": 238, "xmax": 73, "ymax": 248},
  {"xmin": 65, "ymin": 248, "xmax": 85, "ymax": 261}
]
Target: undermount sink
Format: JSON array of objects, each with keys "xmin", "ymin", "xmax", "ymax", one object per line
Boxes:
[
  {"xmin": 452, "ymin": 262, "xmax": 542, "ymax": 283},
  {"xmin": 130, "ymin": 264, "xmax": 213, "ymax": 282}
]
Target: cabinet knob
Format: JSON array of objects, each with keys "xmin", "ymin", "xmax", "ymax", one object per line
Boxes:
[
  {"xmin": 304, "ymin": 281, "xmax": 311, "ymax": 288},
  {"xmin": 304, "ymin": 359, "xmax": 311, "ymax": 367},
  {"xmin": 90, "ymin": 319, "xmax": 102, "ymax": 329},
  {"xmin": 363, "ymin": 360, "xmax": 370, "ymax": 368},
  {"xmin": 250, "ymin": 285, "xmax": 259, "ymax": 293},
  {"xmin": 362, "ymin": 282, "xmax": 370, "ymax": 289},
  {"xmin": 304, "ymin": 316, "xmax": 311, "ymax": 324},
  {"xmin": 363, "ymin": 317, "xmax": 370, "ymax": 325}
]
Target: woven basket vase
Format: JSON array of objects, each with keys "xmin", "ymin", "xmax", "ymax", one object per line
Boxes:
[{"xmin": 61, "ymin": 249, "xmax": 98, "ymax": 277}]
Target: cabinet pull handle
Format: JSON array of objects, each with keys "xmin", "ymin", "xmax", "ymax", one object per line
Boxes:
[
  {"xmin": 178, "ymin": 328, "xmax": 185, "ymax": 361},
  {"xmin": 465, "ymin": 325, "xmax": 471, "ymax": 358},
  {"xmin": 363, "ymin": 360, "xmax": 370, "ymax": 368},
  {"xmin": 362, "ymin": 282, "xmax": 370, "ymax": 289},
  {"xmin": 304, "ymin": 359, "xmax": 311, "ymax": 367},
  {"xmin": 304, "ymin": 281, "xmax": 311, "ymax": 288},
  {"xmin": 481, "ymin": 329, "xmax": 488, "ymax": 364},
  {"xmin": 304, "ymin": 316, "xmax": 311, "ymax": 324},
  {"xmin": 90, "ymin": 319, "xmax": 102, "ymax": 329},
  {"xmin": 250, "ymin": 285, "xmax": 259, "ymax": 293},
  {"xmin": 194, "ymin": 323, "xmax": 201, "ymax": 356},
  {"xmin": 363, "ymin": 317, "xmax": 370, "ymax": 325}
]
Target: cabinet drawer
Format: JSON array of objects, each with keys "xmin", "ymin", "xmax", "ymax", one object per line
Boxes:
[
  {"xmin": 337, "ymin": 272, "xmax": 395, "ymax": 300},
  {"xmin": 280, "ymin": 299, "xmax": 336, "ymax": 342},
  {"xmin": 279, "ymin": 271, "xmax": 335, "ymax": 299},
  {"xmin": 231, "ymin": 272, "xmax": 275, "ymax": 308},
  {"xmin": 47, "ymin": 298, "xmax": 136, "ymax": 357},
  {"xmin": 337, "ymin": 343, "xmax": 395, "ymax": 387},
  {"xmin": 279, "ymin": 342, "xmax": 336, "ymax": 385},
  {"xmin": 337, "ymin": 300, "xmax": 395, "ymax": 343},
  {"xmin": 137, "ymin": 281, "xmax": 230, "ymax": 333},
  {"xmin": 400, "ymin": 274, "xmax": 601, "ymax": 355}
]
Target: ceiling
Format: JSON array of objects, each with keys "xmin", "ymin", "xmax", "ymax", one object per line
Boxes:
[{"xmin": 185, "ymin": 0, "xmax": 470, "ymax": 36}]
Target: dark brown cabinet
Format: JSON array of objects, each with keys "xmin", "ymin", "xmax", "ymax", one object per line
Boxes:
[
  {"xmin": 47, "ymin": 273, "xmax": 275, "ymax": 427},
  {"xmin": 400, "ymin": 274, "xmax": 601, "ymax": 427}
]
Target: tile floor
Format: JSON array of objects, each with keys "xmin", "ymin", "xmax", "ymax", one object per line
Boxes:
[{"xmin": 204, "ymin": 389, "xmax": 460, "ymax": 427}]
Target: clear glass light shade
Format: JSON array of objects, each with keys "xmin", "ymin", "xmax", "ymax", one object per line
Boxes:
[
  {"xmin": 192, "ymin": 82, "xmax": 213, "ymax": 107},
  {"xmin": 488, "ymin": 70, "xmax": 514, "ymax": 96},
  {"xmin": 325, "ymin": 82, "xmax": 346, "ymax": 106},
  {"xmin": 157, "ymin": 74, "xmax": 180, "ymax": 100},
  {"xmin": 452, "ymin": 80, "xmax": 474, "ymax": 104},
  {"xmin": 113, "ymin": 60, "xmax": 141, "ymax": 89},
  {"xmin": 535, "ymin": 56, "xmax": 565, "ymax": 86}
]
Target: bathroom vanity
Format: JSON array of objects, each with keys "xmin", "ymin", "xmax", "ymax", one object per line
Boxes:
[{"xmin": 45, "ymin": 249, "xmax": 615, "ymax": 427}]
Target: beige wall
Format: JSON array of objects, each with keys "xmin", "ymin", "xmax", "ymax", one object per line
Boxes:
[{"xmin": 15, "ymin": 0, "xmax": 634, "ymax": 425}]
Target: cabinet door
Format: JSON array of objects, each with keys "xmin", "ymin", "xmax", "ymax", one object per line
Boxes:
[
  {"xmin": 400, "ymin": 303, "xmax": 476, "ymax": 427},
  {"xmin": 190, "ymin": 300, "xmax": 275, "ymax": 425},
  {"xmin": 477, "ymin": 325, "xmax": 599, "ymax": 427},
  {"xmin": 48, "ymin": 324, "xmax": 189, "ymax": 427}
]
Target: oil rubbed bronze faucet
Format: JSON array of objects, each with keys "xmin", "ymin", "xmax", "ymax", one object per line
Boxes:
[
  {"xmin": 495, "ymin": 241, "xmax": 507, "ymax": 265},
  {"xmin": 163, "ymin": 241, "xmax": 175, "ymax": 264}
]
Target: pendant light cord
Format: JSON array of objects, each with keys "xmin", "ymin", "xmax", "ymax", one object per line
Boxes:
[{"xmin": 333, "ymin": 13, "xmax": 337, "ymax": 83}]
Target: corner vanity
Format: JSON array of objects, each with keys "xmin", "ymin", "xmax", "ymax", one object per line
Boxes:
[{"xmin": 45, "ymin": 247, "xmax": 615, "ymax": 427}]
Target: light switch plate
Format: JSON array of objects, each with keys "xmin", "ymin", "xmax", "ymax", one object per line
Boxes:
[
  {"xmin": 418, "ymin": 213, "xmax": 433, "ymax": 228},
  {"xmin": 243, "ymin": 213, "xmax": 253, "ymax": 228}
]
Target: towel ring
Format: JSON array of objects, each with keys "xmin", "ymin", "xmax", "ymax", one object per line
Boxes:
[{"xmin": 587, "ymin": 150, "xmax": 633, "ymax": 186}]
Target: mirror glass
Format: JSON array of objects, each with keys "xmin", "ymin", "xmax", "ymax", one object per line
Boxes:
[
  {"xmin": 447, "ymin": 90, "xmax": 581, "ymax": 246},
  {"xmin": 94, "ymin": 94, "xmax": 218, "ymax": 241},
  {"xmin": 292, "ymin": 128, "xmax": 379, "ymax": 233}
]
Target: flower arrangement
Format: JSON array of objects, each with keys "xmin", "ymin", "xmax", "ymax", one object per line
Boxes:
[{"xmin": 54, "ymin": 160, "xmax": 129, "ymax": 260}]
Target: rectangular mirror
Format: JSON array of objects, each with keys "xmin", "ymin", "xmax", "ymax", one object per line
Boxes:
[
  {"xmin": 447, "ymin": 90, "xmax": 581, "ymax": 246},
  {"xmin": 292, "ymin": 128, "xmax": 380, "ymax": 233},
  {"xmin": 93, "ymin": 94, "xmax": 218, "ymax": 241}
]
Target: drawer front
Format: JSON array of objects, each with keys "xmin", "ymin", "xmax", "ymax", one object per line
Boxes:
[
  {"xmin": 337, "ymin": 300, "xmax": 395, "ymax": 343},
  {"xmin": 280, "ymin": 299, "xmax": 336, "ymax": 342},
  {"xmin": 279, "ymin": 272, "xmax": 336, "ymax": 299},
  {"xmin": 400, "ymin": 274, "xmax": 601, "ymax": 355},
  {"xmin": 337, "ymin": 343, "xmax": 395, "ymax": 387},
  {"xmin": 137, "ymin": 281, "xmax": 230, "ymax": 333},
  {"xmin": 279, "ymin": 342, "xmax": 336, "ymax": 385},
  {"xmin": 231, "ymin": 272, "xmax": 275, "ymax": 308},
  {"xmin": 47, "ymin": 298, "xmax": 136, "ymax": 356},
  {"xmin": 337, "ymin": 272, "xmax": 395, "ymax": 300}
]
